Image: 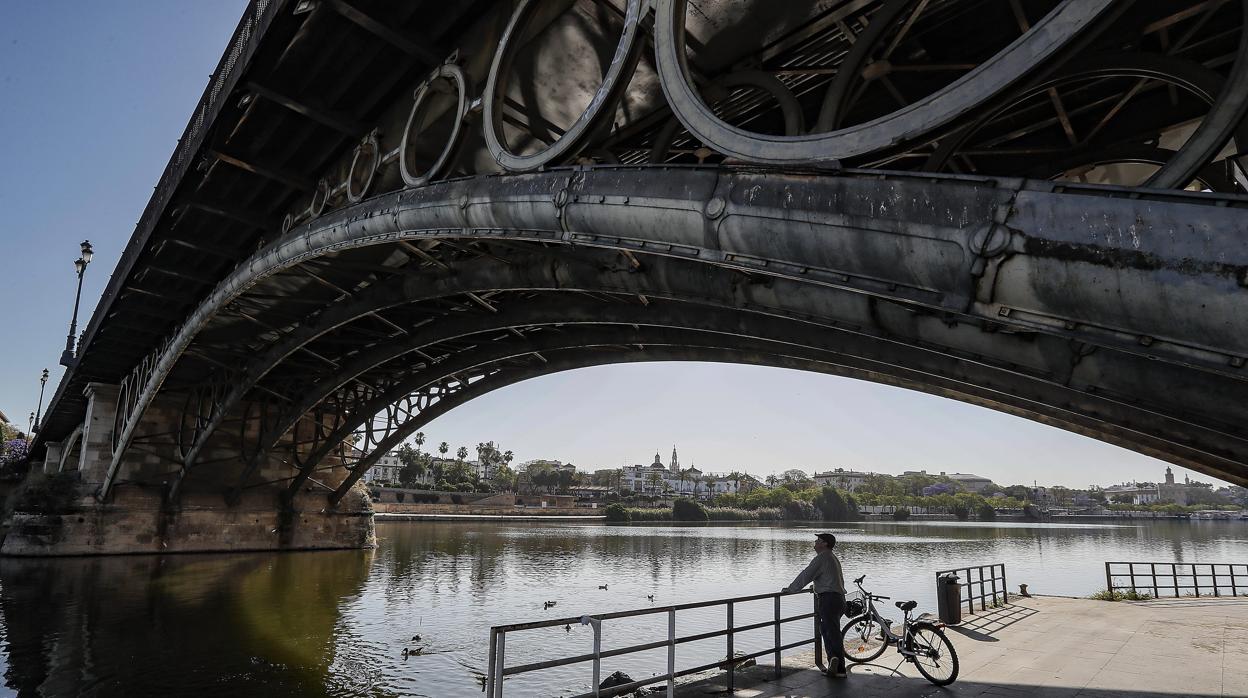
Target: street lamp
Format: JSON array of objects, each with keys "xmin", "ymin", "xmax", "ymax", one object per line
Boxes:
[
  {"xmin": 59, "ymin": 240, "xmax": 94, "ymax": 367},
  {"xmin": 30, "ymin": 369, "xmax": 49, "ymax": 434},
  {"xmin": 31, "ymin": 369, "xmax": 49, "ymax": 433}
]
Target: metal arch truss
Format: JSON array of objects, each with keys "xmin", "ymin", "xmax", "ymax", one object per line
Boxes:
[{"xmin": 104, "ymin": 165, "xmax": 1248, "ymax": 501}]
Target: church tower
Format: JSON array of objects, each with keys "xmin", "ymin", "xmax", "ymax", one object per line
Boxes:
[
  {"xmin": 670, "ymin": 446, "xmax": 680, "ymax": 473},
  {"xmin": 1165, "ymin": 467, "xmax": 1175, "ymax": 485}
]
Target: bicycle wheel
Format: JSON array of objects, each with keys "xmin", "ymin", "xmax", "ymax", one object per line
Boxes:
[
  {"xmin": 841, "ymin": 615, "xmax": 889, "ymax": 663},
  {"xmin": 909, "ymin": 623, "xmax": 959, "ymax": 686}
]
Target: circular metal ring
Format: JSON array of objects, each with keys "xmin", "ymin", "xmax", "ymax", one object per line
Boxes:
[
  {"xmin": 347, "ymin": 132, "xmax": 380, "ymax": 203},
  {"xmin": 401, "ymin": 64, "xmax": 471, "ymax": 188},
  {"xmin": 483, "ymin": 0, "xmax": 645, "ymax": 172},
  {"xmin": 649, "ymin": 71, "xmax": 805, "ymax": 163},
  {"xmin": 310, "ymin": 177, "xmax": 329, "ymax": 217},
  {"xmin": 1038, "ymin": 144, "xmax": 1235, "ymax": 192},
  {"xmin": 922, "ymin": 52, "xmax": 1248, "ymax": 190},
  {"xmin": 652, "ymin": 0, "xmax": 1116, "ymax": 165}
]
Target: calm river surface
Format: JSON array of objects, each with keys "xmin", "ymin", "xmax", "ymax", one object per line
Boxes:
[{"xmin": 0, "ymin": 519, "xmax": 1242, "ymax": 696}]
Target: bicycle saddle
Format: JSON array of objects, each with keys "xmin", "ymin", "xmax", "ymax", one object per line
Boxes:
[{"xmin": 895, "ymin": 600, "xmax": 917, "ymax": 612}]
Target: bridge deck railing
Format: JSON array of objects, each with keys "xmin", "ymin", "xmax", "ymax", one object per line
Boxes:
[
  {"xmin": 485, "ymin": 589, "xmax": 823, "ymax": 698},
  {"xmin": 1105, "ymin": 561, "xmax": 1248, "ymax": 598}
]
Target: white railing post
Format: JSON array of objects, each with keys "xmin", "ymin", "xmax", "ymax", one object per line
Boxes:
[
  {"xmin": 667, "ymin": 608, "xmax": 676, "ymax": 698},
  {"xmin": 492, "ymin": 631, "xmax": 506, "ymax": 698},
  {"xmin": 486, "ymin": 628, "xmax": 496, "ymax": 694},
  {"xmin": 581, "ymin": 615, "xmax": 602, "ymax": 697},
  {"xmin": 774, "ymin": 594, "xmax": 782, "ymax": 678}
]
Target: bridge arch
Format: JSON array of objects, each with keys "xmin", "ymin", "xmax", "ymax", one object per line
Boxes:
[{"xmin": 100, "ymin": 167, "xmax": 1248, "ymax": 502}]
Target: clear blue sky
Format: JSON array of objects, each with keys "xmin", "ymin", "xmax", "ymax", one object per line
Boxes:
[{"xmin": 0, "ymin": 2, "xmax": 1214, "ymax": 489}]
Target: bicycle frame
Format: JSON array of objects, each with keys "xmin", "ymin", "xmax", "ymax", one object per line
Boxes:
[{"xmin": 850, "ymin": 580, "xmax": 940, "ymax": 660}]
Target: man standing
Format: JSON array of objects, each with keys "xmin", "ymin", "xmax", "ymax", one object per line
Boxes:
[{"xmin": 783, "ymin": 532, "xmax": 847, "ymax": 677}]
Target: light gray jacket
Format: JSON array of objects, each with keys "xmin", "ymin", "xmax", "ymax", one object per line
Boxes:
[{"xmin": 785, "ymin": 550, "xmax": 846, "ymax": 595}]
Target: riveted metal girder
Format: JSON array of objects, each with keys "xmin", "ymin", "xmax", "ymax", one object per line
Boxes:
[{"xmin": 104, "ymin": 167, "xmax": 1248, "ymax": 500}]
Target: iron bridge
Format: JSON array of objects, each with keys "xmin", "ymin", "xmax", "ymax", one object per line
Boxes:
[{"xmin": 31, "ymin": 0, "xmax": 1248, "ymax": 506}]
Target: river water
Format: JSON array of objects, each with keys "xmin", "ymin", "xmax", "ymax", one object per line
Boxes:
[{"xmin": 0, "ymin": 518, "xmax": 1242, "ymax": 697}]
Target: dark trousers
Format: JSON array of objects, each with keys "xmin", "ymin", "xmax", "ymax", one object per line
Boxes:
[{"xmin": 816, "ymin": 592, "xmax": 846, "ymax": 671}]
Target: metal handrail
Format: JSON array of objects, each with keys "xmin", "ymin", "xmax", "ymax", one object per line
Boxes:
[
  {"xmin": 935, "ymin": 563, "xmax": 1008, "ymax": 614},
  {"xmin": 485, "ymin": 589, "xmax": 823, "ymax": 698},
  {"xmin": 1105, "ymin": 561, "xmax": 1248, "ymax": 598}
]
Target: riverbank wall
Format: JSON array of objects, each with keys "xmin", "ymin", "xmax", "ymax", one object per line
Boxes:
[{"xmin": 373, "ymin": 502, "xmax": 600, "ymax": 517}]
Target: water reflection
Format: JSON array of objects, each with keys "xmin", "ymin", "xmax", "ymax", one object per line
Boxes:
[
  {"xmin": 0, "ymin": 520, "xmax": 1241, "ymax": 697},
  {"xmin": 0, "ymin": 550, "xmax": 372, "ymax": 697}
]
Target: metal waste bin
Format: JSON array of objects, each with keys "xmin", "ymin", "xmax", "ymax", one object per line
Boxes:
[{"xmin": 937, "ymin": 574, "xmax": 962, "ymax": 625}]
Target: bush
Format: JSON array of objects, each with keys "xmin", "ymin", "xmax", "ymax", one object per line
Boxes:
[
  {"xmin": 814, "ymin": 487, "xmax": 854, "ymax": 521},
  {"xmin": 10, "ymin": 472, "xmax": 80, "ymax": 515},
  {"xmin": 672, "ymin": 498, "xmax": 709, "ymax": 522},
  {"xmin": 1022, "ymin": 503, "xmax": 1042, "ymax": 520},
  {"xmin": 605, "ymin": 503, "xmax": 631, "ymax": 523},
  {"xmin": 951, "ymin": 503, "xmax": 971, "ymax": 521},
  {"xmin": 1090, "ymin": 588, "xmax": 1152, "ymax": 602},
  {"xmin": 784, "ymin": 500, "xmax": 819, "ymax": 520},
  {"xmin": 977, "ymin": 503, "xmax": 996, "ymax": 521},
  {"xmin": 891, "ymin": 507, "xmax": 911, "ymax": 521},
  {"xmin": 704, "ymin": 507, "xmax": 785, "ymax": 521},
  {"xmin": 450, "ymin": 494, "xmax": 464, "ymax": 505},
  {"xmin": 395, "ymin": 492, "xmax": 406, "ymax": 503},
  {"xmin": 630, "ymin": 508, "xmax": 674, "ymax": 522}
]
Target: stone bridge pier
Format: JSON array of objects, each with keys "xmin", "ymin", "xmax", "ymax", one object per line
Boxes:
[{"xmin": 3, "ymin": 383, "xmax": 375, "ymax": 556}]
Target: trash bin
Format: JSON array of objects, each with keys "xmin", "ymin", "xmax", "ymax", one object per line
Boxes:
[{"xmin": 937, "ymin": 574, "xmax": 962, "ymax": 625}]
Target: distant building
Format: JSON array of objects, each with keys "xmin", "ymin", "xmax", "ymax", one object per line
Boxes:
[
  {"xmin": 1105, "ymin": 468, "xmax": 1192, "ymax": 506},
  {"xmin": 899, "ymin": 469, "xmax": 995, "ymax": 492},
  {"xmin": 813, "ymin": 468, "xmax": 875, "ymax": 492},
  {"xmin": 944, "ymin": 472, "xmax": 994, "ymax": 492},
  {"xmin": 621, "ymin": 447, "xmax": 721, "ymax": 497},
  {"xmin": 364, "ymin": 451, "xmax": 403, "ymax": 484}
]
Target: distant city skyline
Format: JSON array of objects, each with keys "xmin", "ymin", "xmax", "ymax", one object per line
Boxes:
[{"xmin": 0, "ymin": 2, "xmax": 1225, "ymax": 492}]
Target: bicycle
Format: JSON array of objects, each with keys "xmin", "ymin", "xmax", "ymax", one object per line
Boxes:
[{"xmin": 839, "ymin": 574, "xmax": 959, "ymax": 686}]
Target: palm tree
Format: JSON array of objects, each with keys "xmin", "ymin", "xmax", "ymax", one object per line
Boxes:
[
  {"xmin": 456, "ymin": 446, "xmax": 468, "ymax": 466},
  {"xmin": 439, "ymin": 441, "xmax": 449, "ymax": 459},
  {"xmin": 647, "ymin": 471, "xmax": 663, "ymax": 497},
  {"xmin": 414, "ymin": 431, "xmax": 425, "ymax": 457},
  {"xmin": 703, "ymin": 474, "xmax": 718, "ymax": 499}
]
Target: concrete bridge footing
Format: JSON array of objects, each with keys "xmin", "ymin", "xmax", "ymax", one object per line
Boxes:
[{"xmin": 2, "ymin": 382, "xmax": 376, "ymax": 557}]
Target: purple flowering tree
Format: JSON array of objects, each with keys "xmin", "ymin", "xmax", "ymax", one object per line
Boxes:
[
  {"xmin": 922, "ymin": 482, "xmax": 958, "ymax": 497},
  {"xmin": 1, "ymin": 438, "xmax": 30, "ymax": 470}
]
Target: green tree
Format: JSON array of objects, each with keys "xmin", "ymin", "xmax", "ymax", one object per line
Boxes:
[
  {"xmin": 397, "ymin": 443, "xmax": 423, "ymax": 488},
  {"xmin": 605, "ymin": 503, "xmax": 631, "ymax": 522},
  {"xmin": 491, "ymin": 463, "xmax": 515, "ymax": 492},
  {"xmin": 673, "ymin": 498, "xmax": 709, "ymax": 521},
  {"xmin": 977, "ymin": 502, "xmax": 996, "ymax": 520},
  {"xmin": 439, "ymin": 441, "xmax": 449, "ymax": 459},
  {"xmin": 456, "ymin": 446, "xmax": 468, "ymax": 466},
  {"xmin": 647, "ymin": 471, "xmax": 664, "ymax": 495},
  {"xmin": 814, "ymin": 486, "xmax": 853, "ymax": 521}
]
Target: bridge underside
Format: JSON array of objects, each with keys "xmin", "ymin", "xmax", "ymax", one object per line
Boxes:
[{"xmin": 17, "ymin": 0, "xmax": 1248, "ymax": 555}]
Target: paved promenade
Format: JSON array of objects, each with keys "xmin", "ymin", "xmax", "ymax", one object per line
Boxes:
[{"xmin": 677, "ymin": 595, "xmax": 1248, "ymax": 697}]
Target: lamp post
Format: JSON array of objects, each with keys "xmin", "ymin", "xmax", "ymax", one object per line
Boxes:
[
  {"xmin": 27, "ymin": 412, "xmax": 34, "ymax": 440},
  {"xmin": 32, "ymin": 369, "xmax": 49, "ymax": 433},
  {"xmin": 59, "ymin": 240, "xmax": 94, "ymax": 367}
]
